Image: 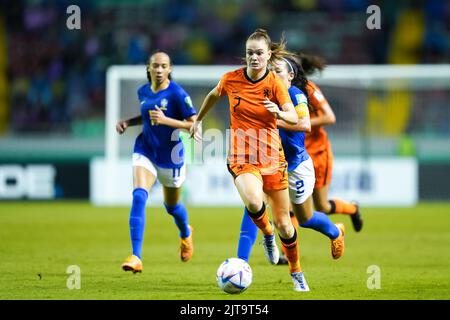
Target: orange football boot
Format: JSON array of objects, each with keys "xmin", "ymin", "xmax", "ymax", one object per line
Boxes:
[
  {"xmin": 331, "ymin": 223, "xmax": 345, "ymax": 259},
  {"xmin": 121, "ymin": 255, "xmax": 143, "ymax": 273},
  {"xmin": 180, "ymin": 225, "xmax": 194, "ymax": 262}
]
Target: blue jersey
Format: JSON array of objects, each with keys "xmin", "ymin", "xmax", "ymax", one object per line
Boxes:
[
  {"xmin": 134, "ymin": 81, "xmax": 196, "ymax": 169},
  {"xmin": 279, "ymin": 86, "xmax": 310, "ymax": 172}
]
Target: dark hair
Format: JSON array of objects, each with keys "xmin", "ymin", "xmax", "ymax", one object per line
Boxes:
[
  {"xmin": 146, "ymin": 51, "xmax": 172, "ymax": 83},
  {"xmin": 298, "ymin": 52, "xmax": 326, "ymax": 76},
  {"xmin": 246, "ymin": 29, "xmax": 291, "ymax": 67},
  {"xmin": 282, "ymin": 54, "xmax": 315, "ymax": 113}
]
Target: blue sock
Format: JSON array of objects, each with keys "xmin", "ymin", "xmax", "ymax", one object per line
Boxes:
[
  {"xmin": 164, "ymin": 202, "xmax": 190, "ymax": 238},
  {"xmin": 237, "ymin": 208, "xmax": 259, "ymax": 262},
  {"xmin": 129, "ymin": 188, "xmax": 148, "ymax": 259},
  {"xmin": 300, "ymin": 211, "xmax": 340, "ymax": 239}
]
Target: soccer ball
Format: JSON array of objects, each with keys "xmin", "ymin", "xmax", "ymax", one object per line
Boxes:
[{"xmin": 216, "ymin": 258, "xmax": 252, "ymax": 294}]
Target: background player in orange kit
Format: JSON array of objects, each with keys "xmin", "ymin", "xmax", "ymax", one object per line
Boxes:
[
  {"xmin": 302, "ymin": 53, "xmax": 363, "ymax": 232},
  {"xmin": 190, "ymin": 29, "xmax": 309, "ymax": 291}
]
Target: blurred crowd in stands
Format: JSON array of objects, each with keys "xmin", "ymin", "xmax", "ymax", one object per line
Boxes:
[{"xmin": 1, "ymin": 0, "xmax": 449, "ymax": 135}]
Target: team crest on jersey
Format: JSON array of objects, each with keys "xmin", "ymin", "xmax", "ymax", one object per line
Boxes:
[
  {"xmin": 160, "ymin": 98, "xmax": 168, "ymax": 110},
  {"xmin": 262, "ymin": 87, "xmax": 271, "ymax": 98}
]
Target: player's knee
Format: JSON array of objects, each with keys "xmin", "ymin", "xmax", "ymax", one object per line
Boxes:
[
  {"xmin": 246, "ymin": 199, "xmax": 263, "ymax": 213},
  {"xmin": 274, "ymin": 219, "xmax": 292, "ymax": 234},
  {"xmin": 244, "ymin": 193, "xmax": 263, "ymax": 213}
]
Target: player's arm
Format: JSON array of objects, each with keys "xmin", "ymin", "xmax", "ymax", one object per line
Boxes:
[
  {"xmin": 150, "ymin": 107, "xmax": 197, "ymax": 131},
  {"xmin": 263, "ymin": 99, "xmax": 298, "ymax": 125},
  {"xmin": 279, "ymin": 102, "xmax": 299, "ymax": 125},
  {"xmin": 116, "ymin": 115, "xmax": 143, "ymax": 134},
  {"xmin": 310, "ymin": 100, "xmax": 336, "ymax": 127},
  {"xmin": 189, "ymin": 86, "xmax": 221, "ymax": 140},
  {"xmin": 309, "ymin": 88, "xmax": 335, "ymax": 127},
  {"xmin": 196, "ymin": 86, "xmax": 220, "ymax": 122},
  {"xmin": 276, "ymin": 102, "xmax": 311, "ymax": 132}
]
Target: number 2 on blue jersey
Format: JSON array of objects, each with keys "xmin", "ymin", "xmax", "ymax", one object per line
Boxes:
[{"xmin": 295, "ymin": 180, "xmax": 304, "ymax": 198}]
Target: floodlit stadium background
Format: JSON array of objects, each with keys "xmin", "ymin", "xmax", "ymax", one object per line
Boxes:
[{"xmin": 1, "ymin": 0, "xmax": 449, "ymax": 203}]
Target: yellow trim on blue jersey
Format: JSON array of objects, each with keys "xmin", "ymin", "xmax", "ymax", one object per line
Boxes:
[{"xmin": 295, "ymin": 103, "xmax": 310, "ymax": 118}]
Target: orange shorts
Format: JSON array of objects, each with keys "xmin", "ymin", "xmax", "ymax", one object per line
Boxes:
[
  {"xmin": 227, "ymin": 162, "xmax": 288, "ymax": 192},
  {"xmin": 310, "ymin": 143, "xmax": 333, "ymax": 189}
]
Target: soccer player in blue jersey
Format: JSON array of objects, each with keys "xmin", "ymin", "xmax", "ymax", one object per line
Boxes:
[
  {"xmin": 116, "ymin": 52, "xmax": 197, "ymax": 273},
  {"xmin": 237, "ymin": 54, "xmax": 345, "ymax": 275}
]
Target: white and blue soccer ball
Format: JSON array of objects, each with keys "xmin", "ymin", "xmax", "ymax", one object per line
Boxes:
[{"xmin": 216, "ymin": 258, "xmax": 253, "ymax": 294}]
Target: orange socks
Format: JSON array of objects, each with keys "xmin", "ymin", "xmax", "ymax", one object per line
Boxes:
[
  {"xmin": 247, "ymin": 203, "xmax": 273, "ymax": 236},
  {"xmin": 329, "ymin": 199, "xmax": 357, "ymax": 215},
  {"xmin": 280, "ymin": 230, "xmax": 301, "ymax": 273}
]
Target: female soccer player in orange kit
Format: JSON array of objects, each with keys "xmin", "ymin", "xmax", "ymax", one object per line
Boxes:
[
  {"xmin": 237, "ymin": 53, "xmax": 346, "ymax": 271},
  {"xmin": 190, "ymin": 29, "xmax": 309, "ymax": 291},
  {"xmin": 301, "ymin": 53, "xmax": 363, "ymax": 232}
]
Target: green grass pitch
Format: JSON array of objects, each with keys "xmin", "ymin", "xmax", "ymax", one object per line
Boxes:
[{"xmin": 0, "ymin": 202, "xmax": 449, "ymax": 300}]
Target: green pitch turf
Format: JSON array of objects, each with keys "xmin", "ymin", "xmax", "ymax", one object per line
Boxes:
[{"xmin": 0, "ymin": 202, "xmax": 449, "ymax": 300}]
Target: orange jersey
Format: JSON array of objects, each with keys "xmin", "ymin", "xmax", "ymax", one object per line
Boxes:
[
  {"xmin": 217, "ymin": 67, "xmax": 291, "ymax": 171},
  {"xmin": 305, "ymin": 80, "xmax": 330, "ymax": 154}
]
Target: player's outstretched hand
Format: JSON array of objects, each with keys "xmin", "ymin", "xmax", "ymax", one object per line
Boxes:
[
  {"xmin": 263, "ymin": 98, "xmax": 281, "ymax": 119},
  {"xmin": 190, "ymin": 120, "xmax": 202, "ymax": 141},
  {"xmin": 116, "ymin": 120, "xmax": 128, "ymax": 134}
]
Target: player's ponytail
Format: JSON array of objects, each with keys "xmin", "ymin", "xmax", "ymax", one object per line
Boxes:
[
  {"xmin": 298, "ymin": 52, "xmax": 326, "ymax": 76},
  {"xmin": 269, "ymin": 32, "xmax": 292, "ymax": 67}
]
